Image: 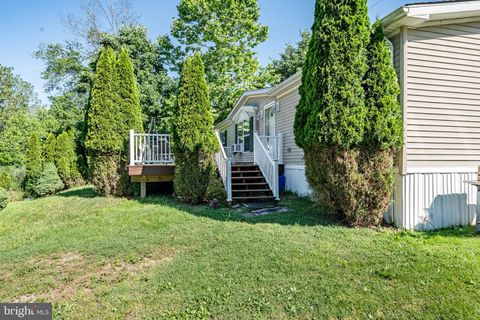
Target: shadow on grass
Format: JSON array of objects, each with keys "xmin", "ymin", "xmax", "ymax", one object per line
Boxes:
[
  {"xmin": 57, "ymin": 186, "xmax": 98, "ymax": 198},
  {"xmin": 396, "ymin": 226, "xmax": 479, "ymax": 239},
  {"xmin": 56, "ymin": 186, "xmax": 479, "ymax": 234},
  {"xmin": 136, "ymin": 193, "xmax": 344, "ymax": 227}
]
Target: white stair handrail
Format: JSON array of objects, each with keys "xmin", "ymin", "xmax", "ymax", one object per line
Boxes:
[
  {"xmin": 214, "ymin": 130, "xmax": 232, "ymax": 202},
  {"xmin": 254, "ymin": 132, "xmax": 279, "ymax": 200}
]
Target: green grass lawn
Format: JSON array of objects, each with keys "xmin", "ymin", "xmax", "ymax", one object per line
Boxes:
[{"xmin": 0, "ymin": 186, "xmax": 479, "ymax": 319}]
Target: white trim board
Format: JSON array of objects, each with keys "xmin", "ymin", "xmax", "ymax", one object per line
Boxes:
[{"xmin": 407, "ymin": 166, "xmax": 478, "ymax": 174}]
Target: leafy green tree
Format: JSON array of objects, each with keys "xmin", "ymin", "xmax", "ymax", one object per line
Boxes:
[
  {"xmin": 0, "ymin": 111, "xmax": 40, "ymax": 166},
  {"xmin": 0, "ymin": 65, "xmax": 47, "ymax": 168},
  {"xmin": 85, "ymin": 47, "xmax": 122, "ymax": 195},
  {"xmin": 24, "ymin": 132, "xmax": 43, "ymax": 194},
  {"xmin": 31, "ymin": 163, "xmax": 64, "ymax": 197},
  {"xmin": 44, "ymin": 133, "xmax": 57, "ymax": 164},
  {"xmin": 0, "ymin": 171, "xmax": 12, "ymax": 190},
  {"xmin": 0, "ymin": 65, "xmax": 41, "ymax": 131},
  {"xmin": 163, "ymin": 0, "xmax": 270, "ymax": 120},
  {"xmin": 364, "ymin": 20, "xmax": 403, "ymax": 150},
  {"xmin": 56, "ymin": 130, "xmax": 82, "ymax": 187},
  {"xmin": 173, "ymin": 53, "xmax": 217, "ymax": 204},
  {"xmin": 269, "ymin": 30, "xmax": 311, "ymax": 83}
]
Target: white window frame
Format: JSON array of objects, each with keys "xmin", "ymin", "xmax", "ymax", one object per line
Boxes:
[{"xmin": 264, "ymin": 103, "xmax": 276, "ymax": 136}]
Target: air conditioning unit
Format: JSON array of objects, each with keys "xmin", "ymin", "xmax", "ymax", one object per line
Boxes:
[{"xmin": 233, "ymin": 143, "xmax": 244, "ymax": 153}]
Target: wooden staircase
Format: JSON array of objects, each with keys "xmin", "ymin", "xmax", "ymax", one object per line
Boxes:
[{"xmin": 231, "ymin": 163, "xmax": 275, "ymax": 202}]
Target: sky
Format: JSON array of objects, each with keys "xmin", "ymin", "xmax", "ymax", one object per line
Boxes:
[{"xmin": 0, "ymin": 0, "xmax": 412, "ymax": 105}]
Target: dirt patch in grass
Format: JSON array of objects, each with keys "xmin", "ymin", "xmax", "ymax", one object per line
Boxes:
[{"xmin": 14, "ymin": 250, "xmax": 176, "ymax": 303}]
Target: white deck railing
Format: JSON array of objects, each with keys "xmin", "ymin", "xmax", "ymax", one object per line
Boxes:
[
  {"xmin": 254, "ymin": 132, "xmax": 279, "ymax": 200},
  {"xmin": 214, "ymin": 130, "xmax": 232, "ymax": 202},
  {"xmin": 129, "ymin": 130, "xmax": 174, "ymax": 165},
  {"xmin": 258, "ymin": 134, "xmax": 283, "ymax": 163}
]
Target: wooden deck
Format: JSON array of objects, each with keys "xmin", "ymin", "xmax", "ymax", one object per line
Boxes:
[{"xmin": 129, "ymin": 131, "xmax": 176, "ymax": 197}]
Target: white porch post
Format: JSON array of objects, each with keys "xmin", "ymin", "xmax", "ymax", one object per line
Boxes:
[
  {"xmin": 129, "ymin": 129, "xmax": 135, "ymax": 166},
  {"xmin": 273, "ymin": 160, "xmax": 279, "ymax": 200},
  {"xmin": 226, "ymin": 158, "xmax": 232, "ymax": 203}
]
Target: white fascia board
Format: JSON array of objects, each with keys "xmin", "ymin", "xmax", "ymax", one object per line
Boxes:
[
  {"xmin": 405, "ymin": 1, "xmax": 480, "ymax": 17},
  {"xmin": 383, "ymin": 1, "xmax": 480, "ymax": 35}
]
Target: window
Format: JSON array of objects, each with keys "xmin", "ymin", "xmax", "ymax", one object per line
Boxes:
[{"xmin": 220, "ymin": 130, "xmax": 227, "ymax": 146}]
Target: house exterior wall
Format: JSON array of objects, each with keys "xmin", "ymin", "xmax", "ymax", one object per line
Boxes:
[
  {"xmin": 393, "ymin": 171, "xmax": 477, "ymax": 230},
  {"xmin": 387, "ymin": 21, "xmax": 480, "ymax": 230},
  {"xmin": 276, "ymin": 89, "xmax": 305, "ymax": 166},
  {"xmin": 254, "ymin": 84, "xmax": 311, "ymax": 196},
  {"xmin": 405, "ymin": 21, "xmax": 480, "ymax": 168}
]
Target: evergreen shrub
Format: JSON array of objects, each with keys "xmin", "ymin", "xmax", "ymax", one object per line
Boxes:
[
  {"xmin": 0, "ymin": 187, "xmax": 8, "ymax": 210},
  {"xmin": 31, "ymin": 163, "xmax": 64, "ymax": 197}
]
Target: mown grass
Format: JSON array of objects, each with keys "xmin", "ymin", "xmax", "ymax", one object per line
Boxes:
[{"xmin": 0, "ymin": 186, "xmax": 479, "ymax": 319}]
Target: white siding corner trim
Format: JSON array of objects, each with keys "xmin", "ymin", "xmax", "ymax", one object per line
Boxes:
[
  {"xmin": 284, "ymin": 165, "xmax": 311, "ymax": 197},
  {"xmin": 392, "ymin": 168, "xmax": 477, "ymax": 230}
]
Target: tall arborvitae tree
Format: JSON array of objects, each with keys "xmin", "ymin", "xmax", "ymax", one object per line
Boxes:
[
  {"xmin": 117, "ymin": 48, "xmax": 143, "ymax": 138},
  {"xmin": 295, "ymin": 0, "xmax": 370, "ymax": 149},
  {"xmin": 24, "ymin": 132, "xmax": 43, "ymax": 194},
  {"xmin": 355, "ymin": 20, "xmax": 403, "ymax": 226},
  {"xmin": 85, "ymin": 47, "xmax": 122, "ymax": 195},
  {"xmin": 364, "ymin": 20, "xmax": 403, "ymax": 150},
  {"xmin": 294, "ymin": 0, "xmax": 373, "ymax": 225},
  {"xmin": 173, "ymin": 53, "xmax": 217, "ymax": 204},
  {"xmin": 116, "ymin": 47, "xmax": 143, "ymax": 194},
  {"xmin": 56, "ymin": 130, "xmax": 82, "ymax": 187},
  {"xmin": 44, "ymin": 133, "xmax": 57, "ymax": 164}
]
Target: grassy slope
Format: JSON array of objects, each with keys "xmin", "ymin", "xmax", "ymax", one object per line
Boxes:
[{"xmin": 0, "ymin": 187, "xmax": 479, "ymax": 319}]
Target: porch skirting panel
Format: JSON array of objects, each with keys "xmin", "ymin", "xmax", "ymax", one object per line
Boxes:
[
  {"xmin": 284, "ymin": 165, "xmax": 311, "ymax": 197},
  {"xmin": 392, "ymin": 170, "xmax": 477, "ymax": 230}
]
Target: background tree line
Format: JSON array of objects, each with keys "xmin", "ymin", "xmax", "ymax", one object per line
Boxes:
[{"xmin": 0, "ymin": 0, "xmax": 307, "ymax": 200}]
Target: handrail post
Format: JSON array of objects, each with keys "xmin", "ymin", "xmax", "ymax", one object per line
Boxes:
[
  {"xmin": 273, "ymin": 159, "xmax": 279, "ymax": 200},
  {"xmin": 226, "ymin": 158, "xmax": 232, "ymax": 203},
  {"xmin": 129, "ymin": 129, "xmax": 135, "ymax": 166}
]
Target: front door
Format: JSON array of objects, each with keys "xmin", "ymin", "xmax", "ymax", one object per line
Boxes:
[{"xmin": 265, "ymin": 106, "xmax": 275, "ymax": 136}]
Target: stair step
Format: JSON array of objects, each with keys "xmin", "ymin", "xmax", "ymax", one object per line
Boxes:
[
  {"xmin": 233, "ymin": 189, "xmax": 272, "ymax": 193},
  {"xmin": 232, "ymin": 182, "xmax": 269, "ymax": 186},
  {"xmin": 232, "ymin": 186, "xmax": 269, "ymax": 190},
  {"xmin": 232, "ymin": 166, "xmax": 259, "ymax": 169},
  {"xmin": 232, "ymin": 176, "xmax": 265, "ymax": 180},
  {"xmin": 232, "ymin": 196, "xmax": 276, "ymax": 200},
  {"xmin": 232, "ymin": 170, "xmax": 261, "ymax": 174}
]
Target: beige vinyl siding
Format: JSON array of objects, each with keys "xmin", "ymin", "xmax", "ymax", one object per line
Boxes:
[
  {"xmin": 406, "ymin": 21, "xmax": 480, "ymax": 168},
  {"xmin": 391, "ymin": 34, "xmax": 401, "ymax": 78},
  {"xmin": 276, "ymin": 89, "xmax": 304, "ymax": 165},
  {"xmin": 226, "ymin": 123, "xmax": 235, "ymax": 147},
  {"xmin": 389, "ymin": 33, "xmax": 403, "ymax": 168},
  {"xmin": 256, "ymin": 97, "xmax": 273, "ymax": 135}
]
